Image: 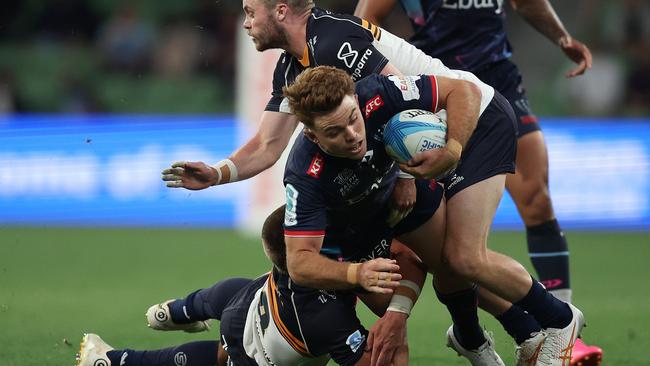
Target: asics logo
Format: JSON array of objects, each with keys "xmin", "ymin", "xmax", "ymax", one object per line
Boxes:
[
  {"xmin": 337, "ymin": 42, "xmax": 358, "ymax": 68},
  {"xmin": 559, "ymin": 323, "xmax": 577, "ymax": 366}
]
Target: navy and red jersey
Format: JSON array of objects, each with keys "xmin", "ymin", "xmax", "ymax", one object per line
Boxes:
[
  {"xmin": 283, "ymin": 74, "xmax": 440, "ymax": 262},
  {"xmin": 399, "ymin": 0, "xmax": 511, "ymax": 72}
]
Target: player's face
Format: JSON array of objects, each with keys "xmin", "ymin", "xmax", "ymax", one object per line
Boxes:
[
  {"xmin": 242, "ymin": 0, "xmax": 287, "ymax": 51},
  {"xmin": 309, "ymin": 95, "xmax": 367, "ymax": 160}
]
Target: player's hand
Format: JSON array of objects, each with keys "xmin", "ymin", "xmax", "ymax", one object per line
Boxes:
[
  {"xmin": 387, "ymin": 178, "xmax": 415, "ymax": 227},
  {"xmin": 162, "ymin": 161, "xmax": 218, "ymax": 190},
  {"xmin": 398, "ymin": 147, "xmax": 458, "ymax": 180},
  {"xmin": 559, "ymin": 36, "xmax": 592, "ymax": 78},
  {"xmin": 358, "ymin": 259, "xmax": 402, "ymax": 294},
  {"xmin": 366, "ymin": 311, "xmax": 408, "ymax": 366}
]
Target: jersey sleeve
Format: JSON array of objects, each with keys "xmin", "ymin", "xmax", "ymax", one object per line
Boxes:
[
  {"xmin": 378, "ymin": 74, "xmax": 440, "ymax": 115},
  {"xmin": 265, "ymin": 53, "xmax": 292, "ymax": 113},
  {"xmin": 283, "ymin": 174, "xmax": 327, "ymax": 237},
  {"xmin": 313, "ymin": 15, "xmax": 388, "ymax": 81}
]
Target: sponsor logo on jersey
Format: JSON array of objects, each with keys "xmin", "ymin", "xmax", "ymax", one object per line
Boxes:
[
  {"xmin": 352, "ymin": 49, "xmax": 373, "ymax": 81},
  {"xmin": 346, "ymin": 330, "xmax": 366, "ymax": 353},
  {"xmin": 442, "ymin": 0, "xmax": 504, "ymax": 12},
  {"xmin": 285, "ymin": 184, "xmax": 299, "ymax": 226},
  {"xmin": 307, "ymin": 153, "xmax": 324, "ymax": 178},
  {"xmin": 334, "ymin": 168, "xmax": 360, "ymax": 196},
  {"xmin": 173, "ymin": 352, "xmax": 187, "ymax": 366},
  {"xmin": 337, "ymin": 42, "xmax": 359, "ymax": 68},
  {"xmin": 364, "ymin": 95, "xmax": 384, "ymax": 118},
  {"xmin": 388, "ymin": 75, "xmax": 420, "ymax": 101}
]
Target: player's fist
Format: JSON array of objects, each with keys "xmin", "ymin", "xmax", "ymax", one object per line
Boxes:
[
  {"xmin": 162, "ymin": 161, "xmax": 217, "ymax": 190},
  {"xmin": 399, "ymin": 147, "xmax": 458, "ymax": 180},
  {"xmin": 357, "ymin": 258, "xmax": 402, "ymax": 294}
]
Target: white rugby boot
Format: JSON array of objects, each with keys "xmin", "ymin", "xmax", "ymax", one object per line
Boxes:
[
  {"xmin": 446, "ymin": 325, "xmax": 506, "ymax": 366},
  {"xmin": 537, "ymin": 303, "xmax": 586, "ymax": 366},
  {"xmin": 515, "ymin": 331, "xmax": 548, "ymax": 366},
  {"xmin": 76, "ymin": 333, "xmax": 113, "ymax": 366},
  {"xmin": 146, "ymin": 300, "xmax": 211, "ymax": 333}
]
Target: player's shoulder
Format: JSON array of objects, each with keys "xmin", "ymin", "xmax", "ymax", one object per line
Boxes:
[
  {"xmin": 285, "ymin": 135, "xmax": 326, "ymax": 182},
  {"xmin": 308, "ymin": 7, "xmax": 373, "ymax": 48}
]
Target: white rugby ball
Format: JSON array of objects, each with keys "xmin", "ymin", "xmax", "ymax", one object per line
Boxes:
[{"xmin": 383, "ymin": 109, "xmax": 447, "ymax": 163}]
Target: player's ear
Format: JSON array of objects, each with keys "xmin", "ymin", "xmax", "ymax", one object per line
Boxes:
[
  {"xmin": 276, "ymin": 3, "xmax": 287, "ymax": 21},
  {"xmin": 303, "ymin": 128, "xmax": 318, "ymax": 144}
]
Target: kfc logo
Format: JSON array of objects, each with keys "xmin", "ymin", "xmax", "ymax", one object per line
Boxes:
[
  {"xmin": 307, "ymin": 153, "xmax": 324, "ymax": 178},
  {"xmin": 364, "ymin": 95, "xmax": 384, "ymax": 118}
]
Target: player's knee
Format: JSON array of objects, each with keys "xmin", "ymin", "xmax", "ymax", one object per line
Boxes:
[{"xmin": 443, "ymin": 247, "xmax": 485, "ymax": 280}]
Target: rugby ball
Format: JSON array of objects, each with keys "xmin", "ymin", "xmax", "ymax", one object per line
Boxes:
[{"xmin": 383, "ymin": 109, "xmax": 447, "ymax": 163}]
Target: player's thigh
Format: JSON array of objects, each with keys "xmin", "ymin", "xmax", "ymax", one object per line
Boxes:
[
  {"xmin": 396, "ymin": 197, "xmax": 446, "ymax": 271},
  {"xmin": 445, "ymin": 174, "xmax": 506, "ymax": 259}
]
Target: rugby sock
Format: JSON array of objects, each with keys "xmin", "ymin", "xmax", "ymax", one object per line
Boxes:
[
  {"xmin": 515, "ymin": 277, "xmax": 572, "ymax": 330},
  {"xmin": 168, "ymin": 277, "xmax": 253, "ymax": 323},
  {"xmin": 106, "ymin": 341, "xmax": 218, "ymax": 366},
  {"xmin": 526, "ymin": 219, "xmax": 572, "ymax": 303},
  {"xmin": 435, "ymin": 285, "xmax": 486, "ymax": 350},
  {"xmin": 496, "ymin": 305, "xmax": 542, "ymax": 344}
]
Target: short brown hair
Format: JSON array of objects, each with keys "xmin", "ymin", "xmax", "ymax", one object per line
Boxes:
[
  {"xmin": 259, "ymin": 0, "xmax": 314, "ymax": 12},
  {"xmin": 261, "ymin": 205, "xmax": 288, "ymax": 273},
  {"xmin": 283, "ymin": 66, "xmax": 355, "ymax": 128}
]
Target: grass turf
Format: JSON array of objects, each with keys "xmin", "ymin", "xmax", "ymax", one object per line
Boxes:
[{"xmin": 0, "ymin": 228, "xmax": 647, "ymax": 365}]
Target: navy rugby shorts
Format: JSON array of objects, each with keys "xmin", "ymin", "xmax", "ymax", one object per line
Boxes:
[
  {"xmin": 441, "ymin": 91, "xmax": 518, "ymax": 199},
  {"xmin": 476, "ymin": 59, "xmax": 541, "ymax": 137}
]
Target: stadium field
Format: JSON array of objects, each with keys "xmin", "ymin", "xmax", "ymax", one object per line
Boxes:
[{"xmin": 0, "ymin": 228, "xmax": 647, "ymax": 365}]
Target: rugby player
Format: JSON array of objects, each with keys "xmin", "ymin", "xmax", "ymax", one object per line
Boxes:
[
  {"xmin": 353, "ymin": 0, "xmax": 600, "ymax": 364},
  {"xmin": 280, "ymin": 65, "xmax": 585, "ymax": 366},
  {"xmin": 161, "ymin": 0, "xmax": 568, "ymax": 364},
  {"xmin": 75, "ymin": 206, "xmax": 425, "ymax": 366}
]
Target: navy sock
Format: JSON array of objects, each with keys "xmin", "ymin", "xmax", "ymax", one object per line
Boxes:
[
  {"xmin": 435, "ymin": 285, "xmax": 486, "ymax": 350},
  {"xmin": 106, "ymin": 341, "xmax": 218, "ymax": 366},
  {"xmin": 496, "ymin": 305, "xmax": 542, "ymax": 344},
  {"xmin": 168, "ymin": 277, "xmax": 253, "ymax": 323},
  {"xmin": 515, "ymin": 278, "xmax": 572, "ymax": 329},
  {"xmin": 526, "ymin": 219, "xmax": 570, "ymax": 294}
]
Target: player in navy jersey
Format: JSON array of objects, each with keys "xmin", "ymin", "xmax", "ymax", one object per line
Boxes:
[
  {"xmin": 354, "ymin": 1, "xmax": 600, "ymax": 364},
  {"xmin": 281, "ymin": 66, "xmax": 586, "ymax": 366},
  {"xmin": 75, "ymin": 206, "xmax": 426, "ymax": 366},
  {"xmin": 161, "ymin": 0, "xmax": 576, "ymax": 364}
]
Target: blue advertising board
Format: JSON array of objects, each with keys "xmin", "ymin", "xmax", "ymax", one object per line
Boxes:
[{"xmin": 1, "ymin": 115, "xmax": 649, "ymax": 229}]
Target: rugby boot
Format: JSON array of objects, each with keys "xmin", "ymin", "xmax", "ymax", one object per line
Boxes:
[
  {"xmin": 570, "ymin": 338, "xmax": 602, "ymax": 366},
  {"xmin": 146, "ymin": 299, "xmax": 211, "ymax": 333},
  {"xmin": 76, "ymin": 333, "xmax": 113, "ymax": 366},
  {"xmin": 537, "ymin": 303, "xmax": 586, "ymax": 366},
  {"xmin": 515, "ymin": 331, "xmax": 547, "ymax": 366},
  {"xmin": 446, "ymin": 325, "xmax": 506, "ymax": 366}
]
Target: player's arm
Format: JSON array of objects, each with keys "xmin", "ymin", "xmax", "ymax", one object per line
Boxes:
[
  {"xmin": 162, "ymin": 111, "xmax": 298, "ymax": 189},
  {"xmin": 354, "ymin": 0, "xmax": 398, "ymax": 26},
  {"xmin": 511, "ymin": 0, "xmax": 592, "ymax": 77},
  {"xmin": 399, "ymin": 76, "xmax": 482, "ymax": 179},
  {"xmin": 285, "ymin": 235, "xmax": 402, "ymax": 293},
  {"xmin": 225, "ymin": 111, "xmax": 299, "ymax": 183}
]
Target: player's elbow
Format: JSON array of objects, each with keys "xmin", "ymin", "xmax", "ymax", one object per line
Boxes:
[
  {"xmin": 462, "ymin": 80, "xmax": 482, "ymax": 105},
  {"xmin": 286, "ymin": 251, "xmax": 311, "ymax": 286}
]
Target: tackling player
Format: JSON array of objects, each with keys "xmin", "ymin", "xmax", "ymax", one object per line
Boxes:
[
  {"xmin": 75, "ymin": 206, "xmax": 426, "ymax": 366},
  {"xmin": 353, "ymin": 1, "xmax": 600, "ymax": 363}
]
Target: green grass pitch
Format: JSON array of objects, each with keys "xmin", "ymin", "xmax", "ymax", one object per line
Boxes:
[{"xmin": 0, "ymin": 228, "xmax": 647, "ymax": 365}]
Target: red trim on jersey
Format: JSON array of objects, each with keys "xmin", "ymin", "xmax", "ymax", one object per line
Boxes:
[
  {"xmin": 284, "ymin": 230, "xmax": 326, "ymax": 237},
  {"xmin": 520, "ymin": 115, "xmax": 539, "ymax": 124},
  {"xmin": 429, "ymin": 76, "xmax": 439, "ymax": 112}
]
